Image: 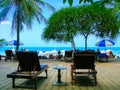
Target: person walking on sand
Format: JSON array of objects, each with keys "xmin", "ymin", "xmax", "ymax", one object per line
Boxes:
[
  {"xmin": 96, "ymin": 49, "xmax": 101, "ymax": 54},
  {"xmin": 109, "ymin": 50, "xmax": 113, "ymax": 58}
]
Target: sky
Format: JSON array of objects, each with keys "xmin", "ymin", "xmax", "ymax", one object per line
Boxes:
[{"xmin": 0, "ymin": 0, "xmax": 120, "ymax": 47}]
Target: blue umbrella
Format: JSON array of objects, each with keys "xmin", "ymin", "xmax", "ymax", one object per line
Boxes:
[
  {"xmin": 95, "ymin": 39, "xmax": 115, "ymax": 46},
  {"xmin": 7, "ymin": 40, "xmax": 24, "ymax": 46},
  {"xmin": 95, "ymin": 39, "xmax": 115, "ymax": 52}
]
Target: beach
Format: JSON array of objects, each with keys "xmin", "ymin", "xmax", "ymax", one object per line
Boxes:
[
  {"xmin": 0, "ymin": 58, "xmax": 120, "ymax": 90},
  {"xmin": 1, "ymin": 46, "xmax": 120, "ymax": 57}
]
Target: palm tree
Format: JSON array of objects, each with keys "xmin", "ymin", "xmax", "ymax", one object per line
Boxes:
[{"xmin": 0, "ymin": 0, "xmax": 55, "ymax": 50}]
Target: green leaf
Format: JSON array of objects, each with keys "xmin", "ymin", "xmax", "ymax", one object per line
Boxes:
[
  {"xmin": 84, "ymin": 0, "xmax": 87, "ymax": 3},
  {"xmin": 79, "ymin": 0, "xmax": 83, "ymax": 3},
  {"xmin": 63, "ymin": 0, "xmax": 67, "ymax": 4},
  {"xmin": 68, "ymin": 0, "xmax": 73, "ymax": 6},
  {"xmin": 79, "ymin": 0, "xmax": 93, "ymax": 4},
  {"xmin": 89, "ymin": 0, "xmax": 93, "ymax": 3}
]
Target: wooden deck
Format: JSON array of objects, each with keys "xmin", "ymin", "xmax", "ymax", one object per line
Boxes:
[{"xmin": 0, "ymin": 58, "xmax": 120, "ymax": 90}]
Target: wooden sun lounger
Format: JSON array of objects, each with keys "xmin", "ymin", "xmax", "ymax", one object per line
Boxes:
[
  {"xmin": 71, "ymin": 51, "xmax": 97, "ymax": 85},
  {"xmin": 7, "ymin": 51, "xmax": 49, "ymax": 90},
  {"xmin": 7, "ymin": 66, "xmax": 48, "ymax": 89}
]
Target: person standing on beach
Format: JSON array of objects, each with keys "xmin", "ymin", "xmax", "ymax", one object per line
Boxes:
[
  {"xmin": 96, "ymin": 49, "xmax": 101, "ymax": 54},
  {"xmin": 109, "ymin": 50, "xmax": 113, "ymax": 58}
]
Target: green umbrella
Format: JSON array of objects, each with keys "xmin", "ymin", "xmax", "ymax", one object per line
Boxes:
[{"xmin": 0, "ymin": 39, "xmax": 7, "ymax": 46}]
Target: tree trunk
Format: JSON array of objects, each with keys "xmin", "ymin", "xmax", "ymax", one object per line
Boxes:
[
  {"xmin": 85, "ymin": 36, "xmax": 88, "ymax": 51},
  {"xmin": 71, "ymin": 38, "xmax": 76, "ymax": 52},
  {"xmin": 71, "ymin": 38, "xmax": 76, "ymax": 58},
  {"xmin": 16, "ymin": 1, "xmax": 20, "ymax": 50}
]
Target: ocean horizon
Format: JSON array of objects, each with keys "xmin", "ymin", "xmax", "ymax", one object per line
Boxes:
[{"xmin": 0, "ymin": 46, "xmax": 120, "ymax": 56}]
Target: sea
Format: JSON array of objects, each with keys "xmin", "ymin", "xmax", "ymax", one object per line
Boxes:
[{"xmin": 1, "ymin": 46, "xmax": 120, "ymax": 57}]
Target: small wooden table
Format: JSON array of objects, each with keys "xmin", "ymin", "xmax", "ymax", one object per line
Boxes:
[{"xmin": 53, "ymin": 65, "xmax": 67, "ymax": 86}]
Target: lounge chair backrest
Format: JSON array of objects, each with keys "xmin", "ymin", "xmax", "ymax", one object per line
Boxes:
[
  {"xmin": 74, "ymin": 51, "xmax": 95, "ymax": 69},
  {"xmin": 65, "ymin": 50, "xmax": 72, "ymax": 57},
  {"xmin": 5, "ymin": 50, "xmax": 13, "ymax": 56},
  {"xmin": 16, "ymin": 51, "xmax": 41, "ymax": 72}
]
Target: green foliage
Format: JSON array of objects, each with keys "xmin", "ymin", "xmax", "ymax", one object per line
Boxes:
[
  {"xmin": 0, "ymin": 39, "xmax": 7, "ymax": 46},
  {"xmin": 63, "ymin": 0, "xmax": 67, "ymax": 4},
  {"xmin": 62, "ymin": 0, "xmax": 93, "ymax": 6},
  {"xmin": 43, "ymin": 7, "xmax": 78, "ymax": 42},
  {"xmin": 42, "ymin": 3, "xmax": 120, "ymax": 50},
  {"xmin": 63, "ymin": 0, "xmax": 120, "ymax": 6},
  {"xmin": 76, "ymin": 3, "xmax": 120, "ymax": 39}
]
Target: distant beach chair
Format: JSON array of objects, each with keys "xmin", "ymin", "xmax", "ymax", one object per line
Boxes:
[
  {"xmin": 96, "ymin": 53, "xmax": 108, "ymax": 62},
  {"xmin": 0, "ymin": 54, "xmax": 6, "ymax": 61},
  {"xmin": 64, "ymin": 50, "xmax": 73, "ymax": 62},
  {"xmin": 7, "ymin": 51, "xmax": 49, "ymax": 90},
  {"xmin": 71, "ymin": 51, "xmax": 97, "ymax": 85},
  {"xmin": 5, "ymin": 50, "xmax": 14, "ymax": 61}
]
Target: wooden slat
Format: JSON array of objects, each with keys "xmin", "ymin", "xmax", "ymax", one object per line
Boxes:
[{"xmin": 7, "ymin": 66, "xmax": 49, "ymax": 79}]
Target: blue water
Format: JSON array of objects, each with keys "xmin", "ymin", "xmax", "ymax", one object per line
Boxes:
[{"xmin": 0, "ymin": 46, "xmax": 120, "ymax": 56}]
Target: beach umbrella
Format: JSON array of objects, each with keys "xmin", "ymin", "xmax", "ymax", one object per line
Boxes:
[
  {"xmin": 0, "ymin": 39, "xmax": 7, "ymax": 46},
  {"xmin": 95, "ymin": 39, "xmax": 115, "ymax": 52},
  {"xmin": 50, "ymin": 49, "xmax": 58, "ymax": 56},
  {"xmin": 7, "ymin": 40, "xmax": 24, "ymax": 46},
  {"xmin": 38, "ymin": 50, "xmax": 44, "ymax": 56}
]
